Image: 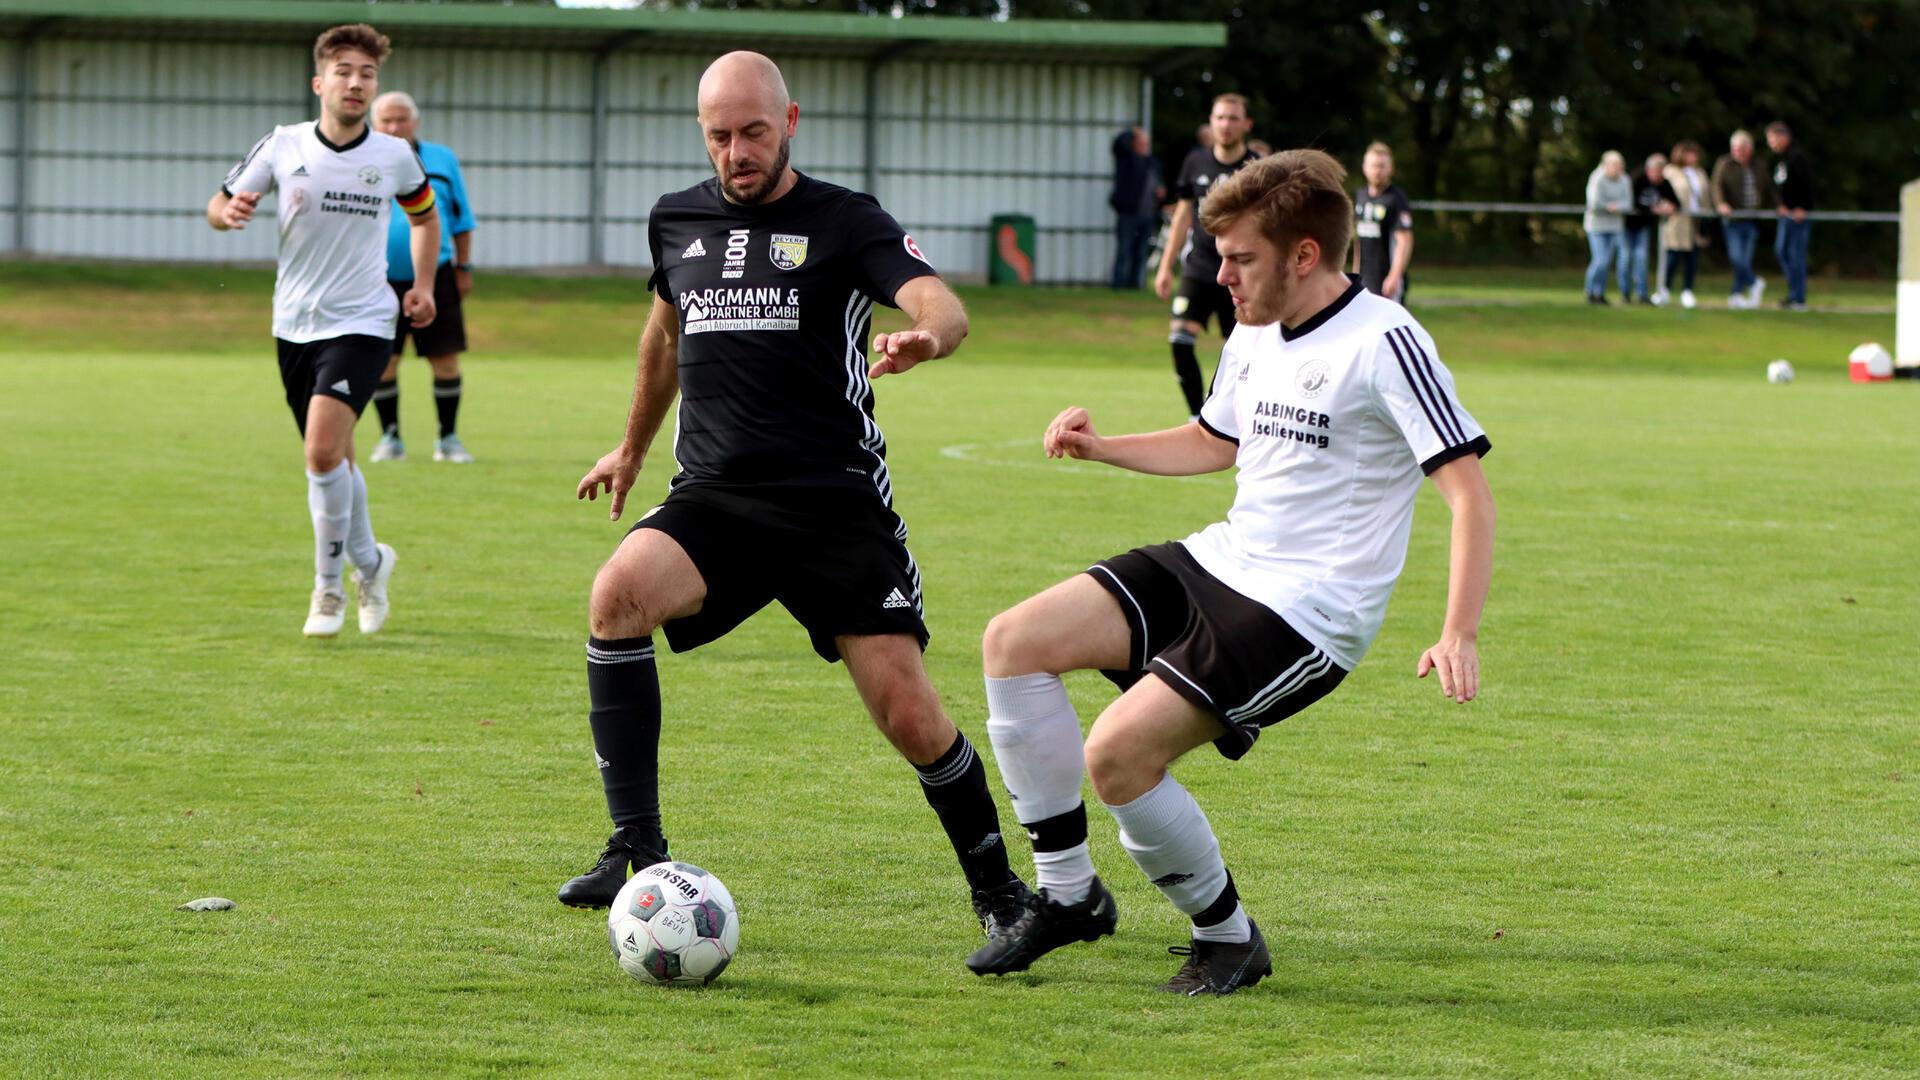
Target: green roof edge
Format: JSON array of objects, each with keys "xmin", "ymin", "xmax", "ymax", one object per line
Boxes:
[{"xmin": 0, "ymin": 0, "xmax": 1227, "ymax": 51}]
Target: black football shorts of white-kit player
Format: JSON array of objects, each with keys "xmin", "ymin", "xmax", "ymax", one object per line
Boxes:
[{"xmin": 634, "ymin": 171, "xmax": 943, "ymax": 659}]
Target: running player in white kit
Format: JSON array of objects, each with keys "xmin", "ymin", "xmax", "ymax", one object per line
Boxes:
[
  {"xmin": 207, "ymin": 23, "xmax": 440, "ymax": 638},
  {"xmin": 966, "ymin": 149, "xmax": 1496, "ymax": 995}
]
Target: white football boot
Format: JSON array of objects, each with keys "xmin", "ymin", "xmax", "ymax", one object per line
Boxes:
[
  {"xmin": 433, "ymin": 435, "xmax": 474, "ymax": 464},
  {"xmin": 371, "ymin": 432, "xmax": 406, "ymax": 462},
  {"xmin": 304, "ymin": 587, "xmax": 347, "ymax": 638},
  {"xmin": 353, "ymin": 543, "xmax": 398, "ymax": 634}
]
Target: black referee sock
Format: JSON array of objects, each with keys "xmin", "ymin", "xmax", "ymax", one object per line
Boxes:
[
  {"xmin": 914, "ymin": 732, "xmax": 1018, "ymax": 894},
  {"xmin": 1170, "ymin": 337, "xmax": 1204, "ymax": 416},
  {"xmin": 433, "ymin": 376, "xmax": 462, "ymax": 439},
  {"xmin": 586, "ymin": 636, "xmax": 665, "ymax": 848},
  {"xmin": 372, "ymin": 378, "xmax": 400, "ymax": 436}
]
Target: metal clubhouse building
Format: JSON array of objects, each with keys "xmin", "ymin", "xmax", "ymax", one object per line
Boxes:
[{"xmin": 0, "ymin": 0, "xmax": 1221, "ymax": 284}]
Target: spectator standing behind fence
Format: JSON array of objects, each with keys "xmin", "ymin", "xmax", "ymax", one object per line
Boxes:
[
  {"xmin": 1654, "ymin": 140, "xmax": 1708, "ymax": 309},
  {"xmin": 1711, "ymin": 130, "xmax": 1775, "ymax": 309},
  {"xmin": 1767, "ymin": 122, "xmax": 1813, "ymax": 312},
  {"xmin": 1622, "ymin": 153, "xmax": 1674, "ymax": 304},
  {"xmin": 1583, "ymin": 151, "xmax": 1631, "ymax": 305},
  {"xmin": 1109, "ymin": 126, "xmax": 1163, "ymax": 290}
]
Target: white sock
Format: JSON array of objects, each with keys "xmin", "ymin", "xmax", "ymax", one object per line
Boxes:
[
  {"xmin": 1105, "ymin": 772, "xmax": 1248, "ymax": 942},
  {"xmin": 985, "ymin": 673, "xmax": 1094, "ymax": 902},
  {"xmin": 1033, "ymin": 843, "xmax": 1096, "ymax": 905},
  {"xmin": 306, "ymin": 461, "xmax": 352, "ymax": 590},
  {"xmin": 346, "ymin": 464, "xmax": 379, "ymax": 572}
]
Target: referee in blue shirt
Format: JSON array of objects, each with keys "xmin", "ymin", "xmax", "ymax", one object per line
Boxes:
[{"xmin": 370, "ymin": 91, "xmax": 478, "ymax": 463}]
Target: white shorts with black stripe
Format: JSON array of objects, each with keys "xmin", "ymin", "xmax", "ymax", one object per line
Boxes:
[{"xmin": 1088, "ymin": 542, "xmax": 1348, "ymax": 760}]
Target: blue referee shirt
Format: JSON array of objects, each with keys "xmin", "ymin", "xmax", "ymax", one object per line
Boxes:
[{"xmin": 386, "ymin": 139, "xmax": 475, "ymax": 282}]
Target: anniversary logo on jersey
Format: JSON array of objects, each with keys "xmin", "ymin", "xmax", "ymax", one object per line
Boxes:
[
  {"xmin": 1295, "ymin": 359, "xmax": 1331, "ymax": 398},
  {"xmin": 769, "ymin": 233, "xmax": 809, "ymax": 270}
]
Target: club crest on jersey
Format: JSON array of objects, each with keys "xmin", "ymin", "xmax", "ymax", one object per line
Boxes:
[
  {"xmin": 1295, "ymin": 359, "xmax": 1331, "ymax": 398},
  {"xmin": 769, "ymin": 233, "xmax": 808, "ymax": 270},
  {"xmin": 358, "ymin": 165, "xmax": 382, "ymax": 187}
]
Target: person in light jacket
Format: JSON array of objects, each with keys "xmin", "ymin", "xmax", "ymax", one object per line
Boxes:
[
  {"xmin": 1583, "ymin": 151, "xmax": 1632, "ymax": 305},
  {"xmin": 1654, "ymin": 139, "xmax": 1709, "ymax": 309}
]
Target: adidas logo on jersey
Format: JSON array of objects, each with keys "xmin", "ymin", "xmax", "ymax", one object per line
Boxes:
[
  {"xmin": 682, "ymin": 238, "xmax": 706, "ymax": 259},
  {"xmin": 882, "ymin": 588, "xmax": 911, "ymax": 610},
  {"xmin": 292, "ymin": 164, "xmax": 309, "ymax": 177}
]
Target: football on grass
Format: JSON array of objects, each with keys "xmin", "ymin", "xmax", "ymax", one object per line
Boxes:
[{"xmin": 607, "ymin": 861, "xmax": 739, "ymax": 986}]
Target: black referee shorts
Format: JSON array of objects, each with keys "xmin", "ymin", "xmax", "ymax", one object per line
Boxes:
[
  {"xmin": 1171, "ymin": 273, "xmax": 1237, "ymax": 335},
  {"xmin": 1088, "ymin": 542, "xmax": 1347, "ymax": 761},
  {"xmin": 627, "ymin": 483, "xmax": 928, "ymax": 663},
  {"xmin": 275, "ymin": 334, "xmax": 391, "ymax": 436},
  {"xmin": 389, "ymin": 262, "xmax": 467, "ymax": 357}
]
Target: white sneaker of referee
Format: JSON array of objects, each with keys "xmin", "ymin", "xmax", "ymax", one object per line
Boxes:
[{"xmin": 977, "ymin": 150, "xmax": 1496, "ymax": 994}]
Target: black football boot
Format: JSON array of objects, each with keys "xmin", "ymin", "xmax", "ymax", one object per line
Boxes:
[
  {"xmin": 556, "ymin": 825, "xmax": 667, "ymax": 909},
  {"xmin": 966, "ymin": 876, "xmax": 1118, "ymax": 975},
  {"xmin": 1158, "ymin": 918, "xmax": 1272, "ymax": 996}
]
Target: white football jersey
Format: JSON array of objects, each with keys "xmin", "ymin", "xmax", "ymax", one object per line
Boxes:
[
  {"xmin": 1187, "ymin": 281, "xmax": 1489, "ymax": 669},
  {"xmin": 224, "ymin": 122, "xmax": 432, "ymax": 343}
]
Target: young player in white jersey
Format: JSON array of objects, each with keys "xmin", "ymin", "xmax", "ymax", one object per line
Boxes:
[
  {"xmin": 966, "ymin": 150, "xmax": 1496, "ymax": 995},
  {"xmin": 206, "ymin": 24, "xmax": 440, "ymax": 638}
]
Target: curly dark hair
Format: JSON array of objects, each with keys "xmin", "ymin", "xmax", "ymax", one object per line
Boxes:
[{"xmin": 314, "ymin": 24, "xmax": 390, "ymax": 71}]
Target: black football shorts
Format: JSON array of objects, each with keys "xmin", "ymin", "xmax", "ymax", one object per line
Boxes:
[
  {"xmin": 1088, "ymin": 541, "xmax": 1347, "ymax": 760},
  {"xmin": 628, "ymin": 483, "xmax": 928, "ymax": 663},
  {"xmin": 390, "ymin": 262, "xmax": 468, "ymax": 357},
  {"xmin": 1171, "ymin": 273, "xmax": 1237, "ymax": 335},
  {"xmin": 275, "ymin": 333, "xmax": 391, "ymax": 436}
]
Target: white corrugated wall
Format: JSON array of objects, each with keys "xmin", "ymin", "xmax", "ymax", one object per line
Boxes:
[
  {"xmin": 1, "ymin": 40, "xmax": 17, "ymax": 248},
  {"xmin": 13, "ymin": 36, "xmax": 1137, "ymax": 283}
]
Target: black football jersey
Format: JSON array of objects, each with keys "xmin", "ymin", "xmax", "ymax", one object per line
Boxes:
[
  {"xmin": 1352, "ymin": 184, "xmax": 1413, "ymax": 284},
  {"xmin": 1172, "ymin": 146, "xmax": 1261, "ymax": 272},
  {"xmin": 647, "ymin": 172, "xmax": 937, "ymax": 495}
]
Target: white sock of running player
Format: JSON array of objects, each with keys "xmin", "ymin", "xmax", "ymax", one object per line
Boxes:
[
  {"xmin": 345, "ymin": 463, "xmax": 379, "ymax": 573},
  {"xmin": 306, "ymin": 461, "xmax": 352, "ymax": 590},
  {"xmin": 1105, "ymin": 772, "xmax": 1250, "ymax": 944},
  {"xmin": 985, "ymin": 673, "xmax": 1095, "ymax": 903}
]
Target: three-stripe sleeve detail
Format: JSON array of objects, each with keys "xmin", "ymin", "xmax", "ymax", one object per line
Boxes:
[{"xmin": 1384, "ymin": 326, "xmax": 1467, "ymax": 446}]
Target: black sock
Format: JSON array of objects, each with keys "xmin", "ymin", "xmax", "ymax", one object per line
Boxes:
[
  {"xmin": 433, "ymin": 375, "xmax": 462, "ymax": 439},
  {"xmin": 586, "ymin": 636, "xmax": 665, "ymax": 851},
  {"xmin": 373, "ymin": 377, "xmax": 400, "ymax": 436},
  {"xmin": 1170, "ymin": 338, "xmax": 1204, "ymax": 416},
  {"xmin": 915, "ymin": 732, "xmax": 1017, "ymax": 894}
]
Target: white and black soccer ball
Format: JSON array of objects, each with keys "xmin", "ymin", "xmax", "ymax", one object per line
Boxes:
[
  {"xmin": 1767, "ymin": 359, "xmax": 1795, "ymax": 384},
  {"xmin": 607, "ymin": 861, "xmax": 739, "ymax": 986}
]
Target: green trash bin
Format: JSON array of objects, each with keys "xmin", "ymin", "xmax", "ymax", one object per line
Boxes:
[{"xmin": 988, "ymin": 213, "xmax": 1035, "ymax": 285}]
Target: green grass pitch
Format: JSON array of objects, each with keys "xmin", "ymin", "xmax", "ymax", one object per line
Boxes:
[{"xmin": 1, "ymin": 265, "xmax": 1915, "ymax": 1077}]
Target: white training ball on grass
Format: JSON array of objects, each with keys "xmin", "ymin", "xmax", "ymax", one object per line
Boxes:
[
  {"xmin": 1766, "ymin": 359, "xmax": 1795, "ymax": 384},
  {"xmin": 607, "ymin": 861, "xmax": 739, "ymax": 986}
]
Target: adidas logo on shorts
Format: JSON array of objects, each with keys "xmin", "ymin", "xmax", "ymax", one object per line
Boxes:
[
  {"xmin": 682, "ymin": 238, "xmax": 706, "ymax": 259},
  {"xmin": 881, "ymin": 588, "xmax": 911, "ymax": 610}
]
